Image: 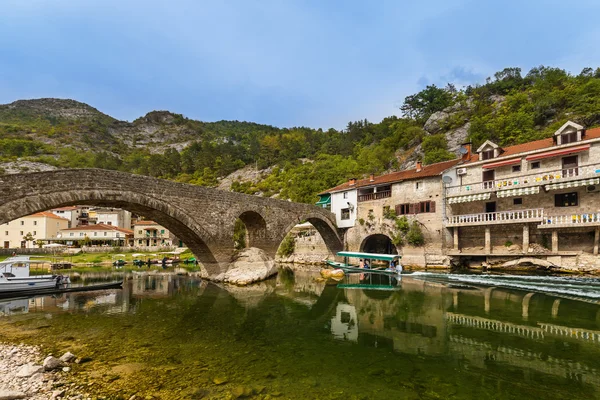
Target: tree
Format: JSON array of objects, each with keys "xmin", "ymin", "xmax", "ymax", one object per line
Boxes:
[
  {"xmin": 22, "ymin": 232, "xmax": 35, "ymax": 249},
  {"xmin": 401, "ymin": 84, "xmax": 456, "ymax": 122}
]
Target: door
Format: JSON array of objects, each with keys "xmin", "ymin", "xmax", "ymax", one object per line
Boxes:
[
  {"xmin": 482, "ymin": 170, "xmax": 495, "ymax": 189},
  {"xmin": 3, "ymin": 241, "xmax": 8, "ymax": 249},
  {"xmin": 485, "ymin": 202, "xmax": 497, "ymax": 219},
  {"xmin": 562, "ymin": 156, "xmax": 578, "ymax": 177}
]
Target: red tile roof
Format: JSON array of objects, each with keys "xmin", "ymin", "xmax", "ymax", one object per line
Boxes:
[
  {"xmin": 321, "ymin": 158, "xmax": 462, "ymax": 194},
  {"xmin": 51, "ymin": 206, "xmax": 78, "ymax": 211},
  {"xmin": 61, "ymin": 224, "xmax": 133, "ymax": 234},
  {"xmin": 133, "ymin": 220, "xmax": 158, "ymax": 226},
  {"xmin": 319, "ymin": 126, "xmax": 600, "ymax": 195},
  {"xmin": 28, "ymin": 212, "xmax": 70, "ymax": 221},
  {"xmin": 464, "ymin": 126, "xmax": 600, "ymax": 163}
]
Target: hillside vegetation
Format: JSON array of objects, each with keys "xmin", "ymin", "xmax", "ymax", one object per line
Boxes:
[{"xmin": 1, "ymin": 66, "xmax": 600, "ymax": 203}]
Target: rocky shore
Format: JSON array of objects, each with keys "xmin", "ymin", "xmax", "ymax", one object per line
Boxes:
[{"xmin": 0, "ymin": 344, "xmax": 87, "ymax": 400}]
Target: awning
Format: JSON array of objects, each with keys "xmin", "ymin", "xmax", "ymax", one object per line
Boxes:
[
  {"xmin": 525, "ymin": 144, "xmax": 590, "ymax": 161},
  {"xmin": 447, "ymin": 192, "xmax": 491, "ymax": 204},
  {"xmin": 483, "ymin": 158, "xmax": 521, "ymax": 169},
  {"xmin": 315, "ymin": 194, "xmax": 331, "ymax": 206},
  {"xmin": 545, "ymin": 177, "xmax": 600, "ymax": 191},
  {"xmin": 496, "ymin": 186, "xmax": 540, "ymax": 198}
]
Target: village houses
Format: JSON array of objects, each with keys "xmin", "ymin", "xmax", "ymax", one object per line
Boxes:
[
  {"xmin": 1, "ymin": 212, "xmax": 69, "ymax": 249},
  {"xmin": 318, "ymin": 121, "xmax": 600, "ymax": 269}
]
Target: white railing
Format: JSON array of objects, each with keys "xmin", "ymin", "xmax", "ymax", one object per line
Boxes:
[
  {"xmin": 540, "ymin": 212, "xmax": 600, "ymax": 227},
  {"xmin": 447, "ymin": 165, "xmax": 598, "ymax": 195},
  {"xmin": 448, "ymin": 208, "xmax": 544, "ymax": 226}
]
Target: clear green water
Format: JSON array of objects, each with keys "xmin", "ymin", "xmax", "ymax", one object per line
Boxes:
[{"xmin": 3, "ymin": 269, "xmax": 600, "ymax": 399}]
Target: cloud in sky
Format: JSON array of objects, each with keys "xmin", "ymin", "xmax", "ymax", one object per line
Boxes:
[{"xmin": 1, "ymin": 0, "xmax": 600, "ymax": 129}]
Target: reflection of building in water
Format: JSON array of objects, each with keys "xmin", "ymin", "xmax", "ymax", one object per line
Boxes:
[
  {"xmin": 324, "ymin": 275, "xmax": 600, "ymax": 393},
  {"xmin": 132, "ymin": 275, "xmax": 176, "ymax": 298},
  {"xmin": 331, "ymin": 303, "xmax": 358, "ymax": 342},
  {"xmin": 274, "ymin": 270, "xmax": 326, "ymax": 307},
  {"xmin": 0, "ymin": 299, "xmax": 29, "ymax": 315}
]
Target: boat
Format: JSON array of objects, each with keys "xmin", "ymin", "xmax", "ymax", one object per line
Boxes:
[
  {"xmin": 0, "ymin": 256, "xmax": 69, "ymax": 293},
  {"xmin": 325, "ymin": 251, "xmax": 402, "ymax": 275}
]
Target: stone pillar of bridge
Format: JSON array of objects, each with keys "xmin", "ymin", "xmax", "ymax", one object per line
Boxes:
[
  {"xmin": 594, "ymin": 227, "xmax": 599, "ymax": 255},
  {"xmin": 522, "ymin": 224, "xmax": 529, "ymax": 254},
  {"xmin": 484, "ymin": 227, "xmax": 491, "ymax": 255},
  {"xmin": 453, "ymin": 227, "xmax": 459, "ymax": 251},
  {"xmin": 552, "ymin": 230, "xmax": 559, "ymax": 253}
]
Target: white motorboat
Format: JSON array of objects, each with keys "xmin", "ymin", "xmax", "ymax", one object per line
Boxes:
[{"xmin": 0, "ymin": 256, "xmax": 68, "ymax": 293}]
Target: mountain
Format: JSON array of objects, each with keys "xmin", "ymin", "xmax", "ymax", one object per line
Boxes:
[{"xmin": 1, "ymin": 65, "xmax": 600, "ymax": 203}]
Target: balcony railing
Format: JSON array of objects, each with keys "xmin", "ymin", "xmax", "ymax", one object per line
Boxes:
[
  {"xmin": 358, "ymin": 190, "xmax": 391, "ymax": 202},
  {"xmin": 447, "ymin": 208, "xmax": 544, "ymax": 227},
  {"xmin": 539, "ymin": 212, "xmax": 600, "ymax": 228},
  {"xmin": 447, "ymin": 164, "xmax": 598, "ymax": 196}
]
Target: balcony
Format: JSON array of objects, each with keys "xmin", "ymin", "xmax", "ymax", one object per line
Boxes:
[
  {"xmin": 538, "ymin": 212, "xmax": 600, "ymax": 228},
  {"xmin": 447, "ymin": 208, "xmax": 544, "ymax": 227},
  {"xmin": 358, "ymin": 190, "xmax": 391, "ymax": 202},
  {"xmin": 447, "ymin": 164, "xmax": 599, "ymax": 196}
]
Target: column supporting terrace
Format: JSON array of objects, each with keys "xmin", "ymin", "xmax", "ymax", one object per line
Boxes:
[
  {"xmin": 522, "ymin": 224, "xmax": 529, "ymax": 254},
  {"xmin": 484, "ymin": 227, "xmax": 491, "ymax": 255},
  {"xmin": 594, "ymin": 227, "xmax": 599, "ymax": 255},
  {"xmin": 552, "ymin": 230, "xmax": 558, "ymax": 253},
  {"xmin": 453, "ymin": 227, "xmax": 459, "ymax": 251}
]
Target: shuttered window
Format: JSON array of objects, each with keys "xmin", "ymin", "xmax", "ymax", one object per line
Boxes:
[{"xmin": 396, "ymin": 201, "xmax": 436, "ymax": 215}]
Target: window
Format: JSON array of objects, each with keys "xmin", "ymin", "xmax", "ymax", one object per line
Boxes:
[
  {"xmin": 19, "ymin": 231, "xmax": 23, "ymax": 236},
  {"xmin": 341, "ymin": 208, "xmax": 350, "ymax": 220},
  {"xmin": 70, "ymin": 233, "xmax": 74, "ymax": 237},
  {"xmin": 513, "ymin": 198, "xmax": 523, "ymax": 205},
  {"xmin": 161, "ymin": 229, "xmax": 165, "ymax": 234},
  {"xmin": 104, "ymin": 232, "xmax": 107, "ymax": 237},
  {"xmin": 4, "ymin": 231, "xmax": 7, "ymax": 236},
  {"xmin": 33, "ymin": 221, "xmax": 37, "ymax": 226},
  {"xmin": 107, "ymin": 222, "xmax": 112, "ymax": 226},
  {"xmin": 555, "ymin": 192, "xmax": 578, "ymax": 207},
  {"xmin": 512, "ymin": 165, "xmax": 521, "ymax": 172},
  {"xmin": 343, "ymin": 192, "xmax": 348, "ymax": 199},
  {"xmin": 418, "ymin": 201, "xmax": 436, "ymax": 213},
  {"xmin": 80, "ymin": 233, "xmax": 84, "ymax": 237},
  {"xmin": 20, "ymin": 221, "xmax": 24, "ymax": 226},
  {"xmin": 33, "ymin": 231, "xmax": 36, "ymax": 235},
  {"xmin": 138, "ymin": 230, "xmax": 143, "ymax": 234},
  {"xmin": 94, "ymin": 232, "xmax": 97, "ymax": 236},
  {"xmin": 415, "ymin": 181, "xmax": 424, "ymax": 190},
  {"xmin": 561, "ymin": 131, "xmax": 577, "ymax": 144},
  {"xmin": 481, "ymin": 149, "xmax": 494, "ymax": 160},
  {"xmin": 395, "ymin": 204, "xmax": 410, "ymax": 215},
  {"xmin": 138, "ymin": 240, "xmax": 143, "ymax": 244},
  {"xmin": 530, "ymin": 161, "xmax": 541, "ymax": 169}
]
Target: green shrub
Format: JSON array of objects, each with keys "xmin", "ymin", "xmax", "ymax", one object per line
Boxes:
[
  {"xmin": 406, "ymin": 222, "xmax": 425, "ymax": 246},
  {"xmin": 277, "ymin": 234, "xmax": 296, "ymax": 257}
]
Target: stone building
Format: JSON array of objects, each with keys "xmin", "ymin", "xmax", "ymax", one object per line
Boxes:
[
  {"xmin": 318, "ymin": 121, "xmax": 600, "ymax": 269},
  {"xmin": 318, "ymin": 159, "xmax": 460, "ymax": 266},
  {"xmin": 1, "ymin": 212, "xmax": 69, "ymax": 249},
  {"xmin": 444, "ymin": 121, "xmax": 600, "ymax": 269}
]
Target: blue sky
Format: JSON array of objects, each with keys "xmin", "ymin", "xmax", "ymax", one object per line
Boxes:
[{"xmin": 1, "ymin": 0, "xmax": 600, "ymax": 129}]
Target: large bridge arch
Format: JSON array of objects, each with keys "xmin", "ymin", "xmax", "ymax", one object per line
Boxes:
[
  {"xmin": 0, "ymin": 188, "xmax": 223, "ymax": 272},
  {"xmin": 0, "ymin": 169, "xmax": 342, "ymax": 277}
]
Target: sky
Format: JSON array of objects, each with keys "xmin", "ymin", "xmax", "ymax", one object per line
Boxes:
[{"xmin": 1, "ymin": 0, "xmax": 600, "ymax": 130}]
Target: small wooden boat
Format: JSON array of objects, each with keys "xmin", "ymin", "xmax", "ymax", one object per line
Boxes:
[{"xmin": 0, "ymin": 281, "xmax": 123, "ymax": 300}]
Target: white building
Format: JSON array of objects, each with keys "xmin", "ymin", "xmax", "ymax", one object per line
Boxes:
[
  {"xmin": 2, "ymin": 212, "xmax": 70, "ymax": 249},
  {"xmin": 93, "ymin": 208, "xmax": 132, "ymax": 230},
  {"xmin": 50, "ymin": 206, "xmax": 81, "ymax": 228},
  {"xmin": 58, "ymin": 224, "xmax": 133, "ymax": 247},
  {"xmin": 133, "ymin": 221, "xmax": 177, "ymax": 247}
]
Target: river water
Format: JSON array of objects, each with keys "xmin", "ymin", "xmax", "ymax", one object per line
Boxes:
[{"xmin": 2, "ymin": 268, "xmax": 600, "ymax": 399}]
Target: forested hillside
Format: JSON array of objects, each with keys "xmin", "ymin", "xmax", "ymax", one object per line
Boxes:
[{"xmin": 1, "ymin": 66, "xmax": 600, "ymax": 203}]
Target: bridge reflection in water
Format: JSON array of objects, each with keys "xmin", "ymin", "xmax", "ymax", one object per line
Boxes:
[{"xmin": 3, "ymin": 270, "xmax": 600, "ymax": 398}]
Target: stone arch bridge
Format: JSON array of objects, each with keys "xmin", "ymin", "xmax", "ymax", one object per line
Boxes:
[{"xmin": 0, "ymin": 169, "xmax": 342, "ymax": 276}]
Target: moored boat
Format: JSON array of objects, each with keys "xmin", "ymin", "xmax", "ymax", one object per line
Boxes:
[
  {"xmin": 0, "ymin": 256, "xmax": 68, "ymax": 293},
  {"xmin": 326, "ymin": 251, "xmax": 403, "ymax": 275}
]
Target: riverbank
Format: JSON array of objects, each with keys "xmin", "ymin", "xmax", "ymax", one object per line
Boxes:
[{"xmin": 0, "ymin": 343, "xmax": 88, "ymax": 400}]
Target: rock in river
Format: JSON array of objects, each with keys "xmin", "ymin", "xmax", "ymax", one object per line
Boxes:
[
  {"xmin": 216, "ymin": 247, "xmax": 278, "ymax": 285},
  {"xmin": 43, "ymin": 356, "xmax": 65, "ymax": 371},
  {"xmin": 0, "ymin": 390, "xmax": 27, "ymax": 400}
]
